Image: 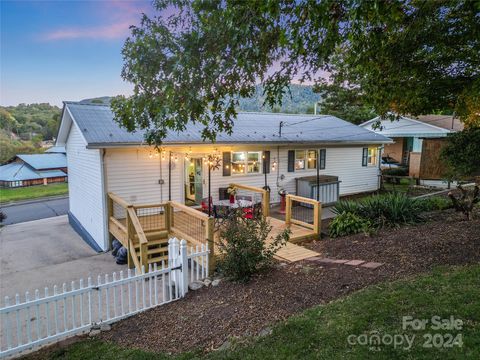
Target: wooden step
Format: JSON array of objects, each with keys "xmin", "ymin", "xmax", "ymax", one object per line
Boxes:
[
  {"xmin": 147, "ymin": 255, "xmax": 168, "ymax": 264},
  {"xmin": 147, "ymin": 247, "xmax": 168, "ymax": 255},
  {"xmin": 133, "ymin": 230, "xmax": 168, "ymax": 242},
  {"xmin": 134, "ymin": 238, "xmax": 168, "ymax": 249}
]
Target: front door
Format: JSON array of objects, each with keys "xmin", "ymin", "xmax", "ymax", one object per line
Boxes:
[{"xmin": 185, "ymin": 157, "xmax": 203, "ymax": 205}]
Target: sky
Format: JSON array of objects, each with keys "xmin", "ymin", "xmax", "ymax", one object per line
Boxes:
[{"xmin": 1, "ymin": 0, "xmax": 154, "ymax": 107}]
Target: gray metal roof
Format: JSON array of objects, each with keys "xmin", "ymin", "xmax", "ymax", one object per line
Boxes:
[
  {"xmin": 45, "ymin": 146, "xmax": 66, "ymax": 154},
  {"xmin": 0, "ymin": 162, "xmax": 66, "ymax": 182},
  {"xmin": 16, "ymin": 154, "xmax": 67, "ymax": 170},
  {"xmin": 65, "ymin": 102, "xmax": 391, "ymax": 147}
]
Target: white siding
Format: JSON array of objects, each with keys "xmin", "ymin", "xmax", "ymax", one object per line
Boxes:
[
  {"xmin": 104, "ymin": 145, "xmax": 380, "ymax": 206},
  {"xmin": 66, "ymin": 121, "xmax": 106, "ymax": 250}
]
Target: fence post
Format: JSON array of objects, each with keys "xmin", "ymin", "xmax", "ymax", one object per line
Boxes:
[
  {"xmin": 205, "ymin": 217, "xmax": 215, "ymax": 274},
  {"xmin": 165, "ymin": 202, "xmax": 171, "ymax": 232},
  {"xmin": 180, "ymin": 239, "xmax": 189, "ymax": 297},
  {"xmin": 126, "ymin": 207, "xmax": 134, "ymax": 269}
]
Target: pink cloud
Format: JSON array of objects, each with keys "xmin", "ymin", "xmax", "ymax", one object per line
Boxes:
[{"xmin": 40, "ymin": 0, "xmax": 152, "ymax": 41}]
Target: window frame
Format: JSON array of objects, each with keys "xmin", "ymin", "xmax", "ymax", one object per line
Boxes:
[
  {"xmin": 292, "ymin": 149, "xmax": 324, "ymax": 171},
  {"xmin": 231, "ymin": 151, "xmax": 262, "ymax": 175},
  {"xmin": 363, "ymin": 147, "xmax": 378, "ymax": 167}
]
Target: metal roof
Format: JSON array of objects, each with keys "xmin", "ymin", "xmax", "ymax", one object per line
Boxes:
[
  {"xmin": 64, "ymin": 102, "xmax": 391, "ymax": 147},
  {"xmin": 16, "ymin": 153, "xmax": 67, "ymax": 170},
  {"xmin": 45, "ymin": 146, "xmax": 66, "ymax": 154},
  {"xmin": 360, "ymin": 116, "xmax": 452, "ymax": 138},
  {"xmin": 0, "ymin": 163, "xmax": 66, "ymax": 182}
]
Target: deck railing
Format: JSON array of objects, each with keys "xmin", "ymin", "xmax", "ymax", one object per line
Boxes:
[
  {"xmin": 106, "ymin": 193, "xmax": 215, "ymax": 273},
  {"xmin": 285, "ymin": 194, "xmax": 322, "ymax": 236},
  {"xmin": 229, "ymin": 183, "xmax": 270, "ymax": 217}
]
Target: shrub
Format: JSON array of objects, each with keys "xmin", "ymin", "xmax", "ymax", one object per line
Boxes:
[
  {"xmin": 333, "ymin": 193, "xmax": 424, "ymax": 228},
  {"xmin": 328, "ymin": 212, "xmax": 372, "ymax": 238},
  {"xmin": 419, "ymin": 196, "xmax": 452, "ymax": 211},
  {"xmin": 216, "ymin": 210, "xmax": 290, "ymax": 282}
]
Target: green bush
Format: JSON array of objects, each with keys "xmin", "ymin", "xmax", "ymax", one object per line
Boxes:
[
  {"xmin": 328, "ymin": 211, "xmax": 372, "ymax": 238},
  {"xmin": 419, "ymin": 196, "xmax": 452, "ymax": 211},
  {"xmin": 333, "ymin": 193, "xmax": 424, "ymax": 228},
  {"xmin": 216, "ymin": 210, "xmax": 290, "ymax": 282}
]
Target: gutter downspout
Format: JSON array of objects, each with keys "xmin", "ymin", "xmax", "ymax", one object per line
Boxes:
[{"xmin": 100, "ymin": 148, "xmax": 110, "ymax": 251}]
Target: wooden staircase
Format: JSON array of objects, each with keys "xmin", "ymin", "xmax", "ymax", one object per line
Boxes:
[{"xmin": 132, "ymin": 231, "xmax": 169, "ymax": 267}]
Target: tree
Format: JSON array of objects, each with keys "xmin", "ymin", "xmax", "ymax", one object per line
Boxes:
[
  {"xmin": 441, "ymin": 127, "xmax": 480, "ymax": 220},
  {"xmin": 0, "ymin": 108, "xmax": 19, "ymax": 134},
  {"xmin": 112, "ymin": 0, "xmax": 479, "ymax": 145}
]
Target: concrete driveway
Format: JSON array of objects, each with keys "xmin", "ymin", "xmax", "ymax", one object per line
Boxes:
[{"xmin": 0, "ymin": 215, "xmax": 125, "ymax": 299}]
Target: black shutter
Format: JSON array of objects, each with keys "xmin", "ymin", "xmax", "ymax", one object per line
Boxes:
[
  {"xmin": 362, "ymin": 148, "xmax": 368, "ymax": 166},
  {"xmin": 319, "ymin": 149, "xmax": 326, "ymax": 170},
  {"xmin": 223, "ymin": 152, "xmax": 231, "ymax": 176},
  {"xmin": 288, "ymin": 150, "xmax": 295, "ymax": 172},
  {"xmin": 263, "ymin": 151, "xmax": 270, "ymax": 174}
]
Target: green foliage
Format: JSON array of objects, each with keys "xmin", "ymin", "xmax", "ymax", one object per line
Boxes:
[
  {"xmin": 314, "ymin": 83, "xmax": 376, "ymax": 124},
  {"xmin": 112, "ymin": 1, "xmax": 478, "ymax": 144},
  {"xmin": 441, "ymin": 127, "xmax": 480, "ymax": 181},
  {"xmin": 217, "ymin": 210, "xmax": 289, "ymax": 282},
  {"xmin": 419, "ymin": 196, "xmax": 452, "ymax": 212},
  {"xmin": 0, "ymin": 103, "xmax": 61, "ymax": 141},
  {"xmin": 328, "ymin": 211, "xmax": 372, "ymax": 238},
  {"xmin": 0, "ymin": 129, "xmax": 43, "ymax": 163},
  {"xmin": 333, "ymin": 193, "xmax": 424, "ymax": 228}
]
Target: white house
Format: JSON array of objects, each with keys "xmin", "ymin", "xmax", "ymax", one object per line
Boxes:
[{"xmin": 56, "ymin": 101, "xmax": 391, "ymax": 251}]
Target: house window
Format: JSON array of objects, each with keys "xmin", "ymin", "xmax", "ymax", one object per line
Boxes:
[
  {"xmin": 363, "ymin": 147, "xmax": 378, "ymax": 166},
  {"xmin": 294, "ymin": 150, "xmax": 321, "ymax": 170},
  {"xmin": 307, "ymin": 150, "xmax": 317, "ymax": 170},
  {"xmin": 232, "ymin": 151, "xmax": 261, "ymax": 174}
]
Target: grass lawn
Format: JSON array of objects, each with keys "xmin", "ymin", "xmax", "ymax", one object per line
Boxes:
[
  {"xmin": 36, "ymin": 264, "xmax": 480, "ymax": 359},
  {"xmin": 0, "ymin": 183, "xmax": 68, "ymax": 204},
  {"xmin": 382, "ymin": 178, "xmax": 412, "ymax": 193}
]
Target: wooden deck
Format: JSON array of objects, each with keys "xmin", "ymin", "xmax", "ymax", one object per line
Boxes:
[
  {"xmin": 108, "ymin": 191, "xmax": 322, "ymax": 272},
  {"xmin": 117, "ymin": 213, "xmax": 320, "ymax": 263}
]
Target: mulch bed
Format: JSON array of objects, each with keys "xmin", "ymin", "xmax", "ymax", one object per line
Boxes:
[{"xmin": 96, "ymin": 209, "xmax": 480, "ymax": 355}]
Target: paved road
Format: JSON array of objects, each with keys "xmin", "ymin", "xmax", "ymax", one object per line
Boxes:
[{"xmin": 0, "ymin": 197, "xmax": 69, "ymax": 225}]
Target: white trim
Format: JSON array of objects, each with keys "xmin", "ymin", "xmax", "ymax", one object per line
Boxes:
[{"xmin": 361, "ymin": 115, "xmax": 452, "ymax": 134}]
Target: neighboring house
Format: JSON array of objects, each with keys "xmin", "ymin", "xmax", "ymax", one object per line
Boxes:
[
  {"xmin": 0, "ymin": 153, "xmax": 68, "ymax": 188},
  {"xmin": 360, "ymin": 115, "xmax": 461, "ymax": 178},
  {"xmin": 55, "ymin": 101, "xmax": 391, "ymax": 251}
]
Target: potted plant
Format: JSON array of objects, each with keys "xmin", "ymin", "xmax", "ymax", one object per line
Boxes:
[{"xmin": 227, "ymin": 186, "xmax": 237, "ymax": 203}]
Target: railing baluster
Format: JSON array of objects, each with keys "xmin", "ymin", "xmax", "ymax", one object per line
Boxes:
[
  {"xmin": 87, "ymin": 277, "xmax": 92, "ymax": 325},
  {"xmin": 15, "ymin": 294, "xmax": 22, "ymax": 346},
  {"xmin": 148, "ymin": 264, "xmax": 153, "ymax": 308},
  {"xmin": 53, "ymin": 286, "xmax": 59, "ymax": 334},
  {"xmin": 120, "ymin": 271, "xmax": 125, "ymax": 316},
  {"xmin": 134, "ymin": 268, "xmax": 139, "ymax": 311},
  {"xmin": 34, "ymin": 289, "xmax": 41, "ymax": 340},
  {"xmin": 105, "ymin": 274, "xmax": 110, "ymax": 320},
  {"xmin": 162, "ymin": 261, "xmax": 166, "ymax": 303},
  {"xmin": 112, "ymin": 273, "xmax": 118, "ymax": 319},
  {"xmin": 196, "ymin": 245, "xmax": 199, "ymax": 280},
  {"xmin": 25, "ymin": 292, "xmax": 32, "ymax": 343},
  {"xmin": 97, "ymin": 276, "xmax": 102, "ymax": 322},
  {"xmin": 4, "ymin": 296, "xmax": 12, "ymax": 349},
  {"xmin": 153, "ymin": 263, "xmax": 158, "ymax": 306},
  {"xmin": 44, "ymin": 288, "xmax": 50, "ymax": 337},
  {"xmin": 141, "ymin": 266, "xmax": 146, "ymax": 310},
  {"xmin": 70, "ymin": 282, "xmax": 76, "ymax": 329},
  {"xmin": 79, "ymin": 279, "xmax": 84, "ymax": 327},
  {"xmin": 62, "ymin": 284, "xmax": 67, "ymax": 332},
  {"xmin": 127, "ymin": 269, "xmax": 132, "ymax": 313}
]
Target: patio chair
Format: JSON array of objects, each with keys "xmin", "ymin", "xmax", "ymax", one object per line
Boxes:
[
  {"xmin": 213, "ymin": 204, "xmax": 230, "ymax": 228},
  {"xmin": 200, "ymin": 197, "xmax": 213, "ymax": 214}
]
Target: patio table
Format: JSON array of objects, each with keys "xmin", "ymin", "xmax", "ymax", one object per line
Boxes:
[{"xmin": 213, "ymin": 199, "xmax": 255, "ymax": 209}]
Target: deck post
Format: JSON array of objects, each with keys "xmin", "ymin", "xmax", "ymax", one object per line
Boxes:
[
  {"xmin": 205, "ymin": 217, "xmax": 215, "ymax": 273},
  {"xmin": 126, "ymin": 206, "xmax": 134, "ymax": 269},
  {"xmin": 285, "ymin": 195, "xmax": 292, "ymax": 226},
  {"xmin": 262, "ymin": 189, "xmax": 270, "ymax": 217},
  {"xmin": 313, "ymin": 201, "xmax": 322, "ymax": 237},
  {"xmin": 165, "ymin": 202, "xmax": 172, "ymax": 232}
]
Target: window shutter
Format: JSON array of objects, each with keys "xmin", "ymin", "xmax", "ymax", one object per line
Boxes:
[
  {"xmin": 319, "ymin": 149, "xmax": 326, "ymax": 170},
  {"xmin": 362, "ymin": 148, "xmax": 368, "ymax": 167},
  {"xmin": 263, "ymin": 151, "xmax": 270, "ymax": 174},
  {"xmin": 287, "ymin": 150, "xmax": 295, "ymax": 172},
  {"xmin": 223, "ymin": 152, "xmax": 231, "ymax": 176}
]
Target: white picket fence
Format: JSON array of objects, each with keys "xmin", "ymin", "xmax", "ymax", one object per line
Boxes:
[{"xmin": 0, "ymin": 238, "xmax": 209, "ymax": 359}]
